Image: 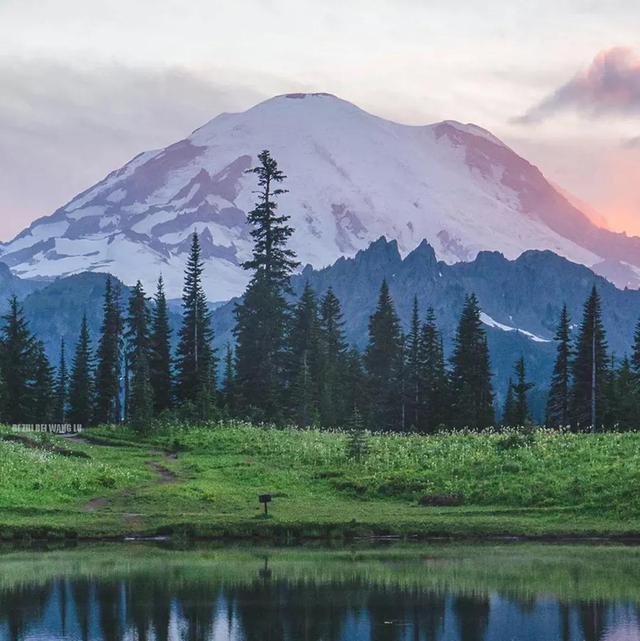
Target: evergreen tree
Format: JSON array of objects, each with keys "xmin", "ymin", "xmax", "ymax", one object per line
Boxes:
[
  {"xmin": 611, "ymin": 357, "xmax": 638, "ymax": 430},
  {"xmin": 149, "ymin": 275, "xmax": 173, "ymax": 414},
  {"xmin": 221, "ymin": 343, "xmax": 236, "ymax": 412},
  {"xmin": 345, "ymin": 407, "xmax": 368, "ymax": 463},
  {"xmin": 234, "ymin": 150, "xmax": 299, "ymax": 420},
  {"xmin": 32, "ymin": 340, "xmax": 55, "ymax": 424},
  {"xmin": 450, "ymin": 294, "xmax": 495, "ymax": 429},
  {"xmin": 545, "ymin": 304, "xmax": 572, "ymax": 428},
  {"xmin": 286, "ymin": 282, "xmax": 321, "ymax": 426},
  {"xmin": 68, "ymin": 314, "xmax": 94, "ymax": 427},
  {"xmin": 632, "ymin": 318, "xmax": 640, "ymax": 382},
  {"xmin": 126, "ymin": 281, "xmax": 154, "ymax": 430},
  {"xmin": 343, "ymin": 348, "xmax": 366, "ymax": 425},
  {"xmin": 570, "ymin": 286, "xmax": 608, "ymax": 431},
  {"xmin": 94, "ymin": 277, "xmax": 123, "ymax": 424},
  {"xmin": 318, "ymin": 287, "xmax": 348, "ymax": 428},
  {"xmin": 418, "ymin": 308, "xmax": 450, "ymax": 432},
  {"xmin": 175, "ymin": 232, "xmax": 216, "ymax": 418},
  {"xmin": 511, "ymin": 356, "xmax": 534, "ymax": 426},
  {"xmin": 53, "ymin": 338, "xmax": 68, "ymax": 423},
  {"xmin": 501, "ymin": 378, "xmax": 516, "ymax": 427},
  {"xmin": 365, "ymin": 280, "xmax": 404, "ymax": 430},
  {"xmin": 0, "ymin": 296, "xmax": 36, "ymax": 423},
  {"xmin": 405, "ymin": 296, "xmax": 422, "ymax": 430}
]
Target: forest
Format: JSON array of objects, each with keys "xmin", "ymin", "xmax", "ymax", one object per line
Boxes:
[{"xmin": 1, "ymin": 150, "xmax": 639, "ymax": 435}]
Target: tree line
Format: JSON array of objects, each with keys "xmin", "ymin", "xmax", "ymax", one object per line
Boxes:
[{"xmin": 1, "ymin": 150, "xmax": 639, "ymax": 432}]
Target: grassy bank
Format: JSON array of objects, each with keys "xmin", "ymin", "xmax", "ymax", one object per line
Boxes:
[{"xmin": 1, "ymin": 423, "xmax": 640, "ymax": 539}]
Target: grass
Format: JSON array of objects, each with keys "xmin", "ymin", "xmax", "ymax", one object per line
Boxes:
[{"xmin": 2, "ymin": 422, "xmax": 640, "ymax": 539}]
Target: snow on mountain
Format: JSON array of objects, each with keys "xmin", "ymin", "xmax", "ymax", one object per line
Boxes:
[{"xmin": 2, "ymin": 92, "xmax": 639, "ymax": 299}]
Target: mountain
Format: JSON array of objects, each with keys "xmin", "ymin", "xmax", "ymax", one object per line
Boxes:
[
  {"xmin": 0, "ymin": 262, "xmax": 47, "ymax": 314},
  {"xmin": 2, "ymin": 92, "xmax": 640, "ymax": 300}
]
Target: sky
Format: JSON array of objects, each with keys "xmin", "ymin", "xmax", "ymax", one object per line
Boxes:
[{"xmin": 1, "ymin": 0, "xmax": 639, "ymax": 240}]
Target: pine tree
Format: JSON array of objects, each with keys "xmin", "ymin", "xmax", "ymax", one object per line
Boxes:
[
  {"xmin": 286, "ymin": 282, "xmax": 321, "ymax": 426},
  {"xmin": 545, "ymin": 304, "xmax": 572, "ymax": 428},
  {"xmin": 450, "ymin": 294, "xmax": 495, "ymax": 429},
  {"xmin": 632, "ymin": 318, "xmax": 640, "ymax": 382},
  {"xmin": 612, "ymin": 357, "xmax": 638, "ymax": 430},
  {"xmin": 406, "ymin": 296, "xmax": 422, "ymax": 430},
  {"xmin": 318, "ymin": 288, "xmax": 348, "ymax": 428},
  {"xmin": 345, "ymin": 407, "xmax": 368, "ymax": 463},
  {"xmin": 570, "ymin": 286, "xmax": 609, "ymax": 431},
  {"xmin": 234, "ymin": 150, "xmax": 299, "ymax": 420},
  {"xmin": 418, "ymin": 308, "xmax": 450, "ymax": 432},
  {"xmin": 0, "ymin": 296, "xmax": 36, "ymax": 424},
  {"xmin": 221, "ymin": 343, "xmax": 236, "ymax": 412},
  {"xmin": 501, "ymin": 378, "xmax": 516, "ymax": 427},
  {"xmin": 68, "ymin": 314, "xmax": 94, "ymax": 427},
  {"xmin": 32, "ymin": 340, "xmax": 55, "ymax": 425},
  {"xmin": 149, "ymin": 275, "xmax": 173, "ymax": 414},
  {"xmin": 94, "ymin": 277, "xmax": 123, "ymax": 424},
  {"xmin": 511, "ymin": 356, "xmax": 534, "ymax": 426},
  {"xmin": 53, "ymin": 339, "xmax": 68, "ymax": 423},
  {"xmin": 365, "ymin": 280, "xmax": 404, "ymax": 430},
  {"xmin": 126, "ymin": 281, "xmax": 154, "ymax": 430},
  {"xmin": 343, "ymin": 348, "xmax": 366, "ymax": 426},
  {"xmin": 175, "ymin": 232, "xmax": 216, "ymax": 419}
]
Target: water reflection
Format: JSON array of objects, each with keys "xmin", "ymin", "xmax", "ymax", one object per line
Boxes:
[{"xmin": 1, "ymin": 547, "xmax": 640, "ymax": 641}]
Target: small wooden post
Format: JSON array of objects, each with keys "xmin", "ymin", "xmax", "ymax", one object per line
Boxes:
[{"xmin": 259, "ymin": 494, "xmax": 272, "ymax": 517}]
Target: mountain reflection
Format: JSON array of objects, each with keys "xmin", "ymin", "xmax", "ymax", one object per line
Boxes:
[{"xmin": 1, "ymin": 548, "xmax": 640, "ymax": 641}]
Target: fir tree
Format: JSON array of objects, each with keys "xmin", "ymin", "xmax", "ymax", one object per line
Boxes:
[
  {"xmin": 234, "ymin": 150, "xmax": 299, "ymax": 420},
  {"xmin": 0, "ymin": 296, "xmax": 36, "ymax": 423},
  {"xmin": 149, "ymin": 276, "xmax": 173, "ymax": 414},
  {"xmin": 53, "ymin": 338, "xmax": 68, "ymax": 423},
  {"xmin": 501, "ymin": 378, "xmax": 516, "ymax": 427},
  {"xmin": 126, "ymin": 281, "xmax": 154, "ymax": 430},
  {"xmin": 611, "ymin": 357, "xmax": 638, "ymax": 430},
  {"xmin": 511, "ymin": 356, "xmax": 533, "ymax": 426},
  {"xmin": 405, "ymin": 296, "xmax": 422, "ymax": 430},
  {"xmin": 221, "ymin": 343, "xmax": 236, "ymax": 412},
  {"xmin": 286, "ymin": 282, "xmax": 321, "ymax": 426},
  {"xmin": 545, "ymin": 304, "xmax": 572, "ymax": 428},
  {"xmin": 570, "ymin": 286, "xmax": 609, "ymax": 431},
  {"xmin": 343, "ymin": 348, "xmax": 366, "ymax": 426},
  {"xmin": 32, "ymin": 340, "xmax": 55, "ymax": 424},
  {"xmin": 175, "ymin": 232, "xmax": 216, "ymax": 418},
  {"xmin": 365, "ymin": 280, "xmax": 404, "ymax": 430},
  {"xmin": 418, "ymin": 308, "xmax": 450, "ymax": 432},
  {"xmin": 68, "ymin": 314, "xmax": 94, "ymax": 427},
  {"xmin": 94, "ymin": 277, "xmax": 123, "ymax": 424},
  {"xmin": 345, "ymin": 407, "xmax": 368, "ymax": 463},
  {"xmin": 632, "ymin": 318, "xmax": 640, "ymax": 382},
  {"xmin": 450, "ymin": 294, "xmax": 495, "ymax": 429},
  {"xmin": 318, "ymin": 287, "xmax": 348, "ymax": 428}
]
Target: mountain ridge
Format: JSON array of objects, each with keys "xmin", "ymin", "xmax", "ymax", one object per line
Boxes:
[{"xmin": 2, "ymin": 92, "xmax": 640, "ymax": 299}]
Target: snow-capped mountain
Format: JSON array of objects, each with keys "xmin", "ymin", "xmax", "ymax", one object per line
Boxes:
[{"xmin": 3, "ymin": 92, "xmax": 640, "ymax": 299}]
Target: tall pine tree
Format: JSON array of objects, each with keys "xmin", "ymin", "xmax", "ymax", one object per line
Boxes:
[
  {"xmin": 126, "ymin": 281, "xmax": 154, "ymax": 430},
  {"xmin": 68, "ymin": 314, "xmax": 94, "ymax": 427},
  {"xmin": 175, "ymin": 233, "xmax": 216, "ymax": 419},
  {"xmin": 286, "ymin": 282, "xmax": 321, "ymax": 426},
  {"xmin": 405, "ymin": 296, "xmax": 422, "ymax": 430},
  {"xmin": 418, "ymin": 308, "xmax": 450, "ymax": 432},
  {"xmin": 32, "ymin": 340, "xmax": 55, "ymax": 424},
  {"xmin": 53, "ymin": 338, "xmax": 68, "ymax": 423},
  {"xmin": 511, "ymin": 356, "xmax": 533, "ymax": 426},
  {"xmin": 318, "ymin": 287, "xmax": 348, "ymax": 428},
  {"xmin": 234, "ymin": 150, "xmax": 299, "ymax": 421},
  {"xmin": 545, "ymin": 304, "xmax": 572, "ymax": 428},
  {"xmin": 570, "ymin": 286, "xmax": 608, "ymax": 431},
  {"xmin": 365, "ymin": 280, "xmax": 404, "ymax": 430},
  {"xmin": 501, "ymin": 378, "xmax": 516, "ymax": 427},
  {"xmin": 0, "ymin": 297, "xmax": 36, "ymax": 423},
  {"xmin": 450, "ymin": 294, "xmax": 495, "ymax": 429},
  {"xmin": 94, "ymin": 277, "xmax": 123, "ymax": 424},
  {"xmin": 149, "ymin": 275, "xmax": 173, "ymax": 414}
]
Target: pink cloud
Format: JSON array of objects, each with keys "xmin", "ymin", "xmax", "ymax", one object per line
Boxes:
[{"xmin": 518, "ymin": 47, "xmax": 640, "ymax": 123}]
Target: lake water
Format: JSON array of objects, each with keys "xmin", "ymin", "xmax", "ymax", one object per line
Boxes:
[{"xmin": 1, "ymin": 543, "xmax": 640, "ymax": 641}]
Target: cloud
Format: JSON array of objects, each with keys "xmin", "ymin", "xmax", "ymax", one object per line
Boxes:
[
  {"xmin": 516, "ymin": 47, "xmax": 640, "ymax": 123},
  {"xmin": 0, "ymin": 60, "xmax": 271, "ymax": 240},
  {"xmin": 623, "ymin": 136, "xmax": 640, "ymax": 149}
]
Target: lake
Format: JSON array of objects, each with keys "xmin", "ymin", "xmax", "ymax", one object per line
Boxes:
[{"xmin": 1, "ymin": 543, "xmax": 640, "ymax": 641}]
